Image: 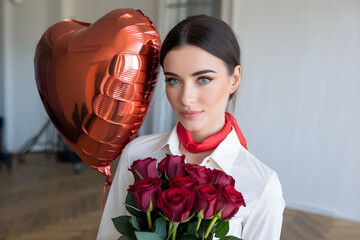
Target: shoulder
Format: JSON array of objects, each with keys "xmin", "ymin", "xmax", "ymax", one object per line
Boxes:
[
  {"xmin": 233, "ymin": 149, "xmax": 276, "ymax": 185},
  {"xmin": 129, "ymin": 131, "xmax": 171, "ymax": 147},
  {"xmin": 120, "ymin": 131, "xmax": 172, "ymax": 163},
  {"xmin": 232, "ymin": 149, "xmax": 284, "ymax": 209},
  {"xmin": 124, "ymin": 132, "xmax": 170, "ymax": 150},
  {"xmin": 243, "ymin": 150, "xmax": 275, "ymax": 179}
]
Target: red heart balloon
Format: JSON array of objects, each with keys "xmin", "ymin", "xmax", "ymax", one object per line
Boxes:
[{"xmin": 34, "ymin": 9, "xmax": 160, "ymax": 184}]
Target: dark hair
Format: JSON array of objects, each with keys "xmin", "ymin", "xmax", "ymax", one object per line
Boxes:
[{"xmin": 160, "ymin": 15, "xmax": 241, "ymax": 99}]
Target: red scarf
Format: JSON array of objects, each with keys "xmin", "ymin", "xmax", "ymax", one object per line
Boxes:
[{"xmin": 177, "ymin": 112, "xmax": 247, "ymax": 153}]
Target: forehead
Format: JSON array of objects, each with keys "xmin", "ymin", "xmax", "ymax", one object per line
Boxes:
[{"xmin": 163, "ymin": 45, "xmax": 227, "ymax": 73}]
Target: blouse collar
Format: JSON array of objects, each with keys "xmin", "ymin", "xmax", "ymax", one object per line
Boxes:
[{"xmin": 151, "ymin": 126, "xmax": 246, "ymax": 175}]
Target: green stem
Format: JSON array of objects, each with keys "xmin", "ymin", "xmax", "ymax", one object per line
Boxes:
[
  {"xmin": 172, "ymin": 223, "xmax": 177, "ymax": 240},
  {"xmin": 146, "ymin": 210, "xmax": 152, "ymax": 229},
  {"xmin": 171, "ymin": 222, "xmax": 179, "ymax": 240},
  {"xmin": 196, "ymin": 218, "xmax": 202, "ymax": 232},
  {"xmin": 168, "ymin": 221, "xmax": 173, "ymax": 240},
  {"xmin": 204, "ymin": 216, "xmax": 219, "ymax": 239}
]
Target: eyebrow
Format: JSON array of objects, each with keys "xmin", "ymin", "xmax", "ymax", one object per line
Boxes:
[{"xmin": 164, "ymin": 69, "xmax": 216, "ymax": 77}]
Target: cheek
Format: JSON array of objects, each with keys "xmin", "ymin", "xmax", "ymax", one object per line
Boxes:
[
  {"xmin": 165, "ymin": 86, "xmax": 177, "ymax": 107},
  {"xmin": 201, "ymin": 82, "xmax": 230, "ymax": 106}
]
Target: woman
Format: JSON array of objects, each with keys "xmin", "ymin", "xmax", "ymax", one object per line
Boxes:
[{"xmin": 97, "ymin": 15, "xmax": 285, "ymax": 240}]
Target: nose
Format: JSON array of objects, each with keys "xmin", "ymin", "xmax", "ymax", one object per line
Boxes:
[{"xmin": 181, "ymin": 82, "xmax": 196, "ymax": 106}]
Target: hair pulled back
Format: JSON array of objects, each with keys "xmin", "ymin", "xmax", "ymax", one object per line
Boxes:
[{"xmin": 160, "ymin": 15, "xmax": 241, "ymax": 76}]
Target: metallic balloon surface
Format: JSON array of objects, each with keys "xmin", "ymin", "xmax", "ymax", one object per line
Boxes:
[{"xmin": 34, "ymin": 9, "xmax": 160, "ymax": 184}]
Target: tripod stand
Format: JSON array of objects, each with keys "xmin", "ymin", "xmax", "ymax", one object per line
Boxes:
[
  {"xmin": 17, "ymin": 119, "xmax": 51, "ymax": 163},
  {"xmin": 0, "ymin": 117, "xmax": 12, "ymax": 169},
  {"xmin": 17, "ymin": 119, "xmax": 81, "ymax": 173}
]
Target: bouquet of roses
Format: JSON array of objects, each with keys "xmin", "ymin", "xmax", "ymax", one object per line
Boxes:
[{"xmin": 112, "ymin": 155, "xmax": 246, "ymax": 240}]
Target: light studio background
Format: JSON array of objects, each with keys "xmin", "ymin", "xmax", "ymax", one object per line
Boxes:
[{"xmin": 0, "ymin": 0, "xmax": 359, "ymax": 228}]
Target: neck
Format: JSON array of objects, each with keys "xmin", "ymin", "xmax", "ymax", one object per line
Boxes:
[
  {"xmin": 177, "ymin": 112, "xmax": 248, "ymax": 154},
  {"xmin": 188, "ymin": 115, "xmax": 226, "ymax": 143}
]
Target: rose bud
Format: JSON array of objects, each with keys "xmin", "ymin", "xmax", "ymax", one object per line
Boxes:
[
  {"xmin": 207, "ymin": 169, "xmax": 235, "ymax": 187},
  {"xmin": 170, "ymin": 175, "xmax": 198, "ymax": 192},
  {"xmin": 216, "ymin": 184, "xmax": 246, "ymax": 220},
  {"xmin": 128, "ymin": 157, "xmax": 158, "ymax": 181},
  {"xmin": 157, "ymin": 187, "xmax": 194, "ymax": 222},
  {"xmin": 128, "ymin": 177, "xmax": 162, "ymax": 212},
  {"xmin": 184, "ymin": 164, "xmax": 210, "ymax": 185},
  {"xmin": 158, "ymin": 155, "xmax": 186, "ymax": 179},
  {"xmin": 194, "ymin": 184, "xmax": 220, "ymax": 219}
]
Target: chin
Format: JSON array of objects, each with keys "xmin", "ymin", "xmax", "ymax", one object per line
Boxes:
[{"xmin": 179, "ymin": 120, "xmax": 203, "ymax": 132}]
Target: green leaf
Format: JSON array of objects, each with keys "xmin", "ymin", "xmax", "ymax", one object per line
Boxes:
[
  {"xmin": 180, "ymin": 233, "xmax": 199, "ymax": 240},
  {"xmin": 112, "ymin": 216, "xmax": 136, "ymax": 239},
  {"xmin": 215, "ymin": 221, "xmax": 229, "ymax": 238},
  {"xmin": 185, "ymin": 221, "xmax": 198, "ymax": 235},
  {"xmin": 119, "ymin": 235, "xmax": 132, "ymax": 240},
  {"xmin": 134, "ymin": 231, "xmax": 162, "ymax": 240},
  {"xmin": 154, "ymin": 217, "xmax": 167, "ymax": 240},
  {"xmin": 130, "ymin": 216, "xmax": 141, "ymax": 231},
  {"xmin": 219, "ymin": 236, "xmax": 242, "ymax": 240},
  {"xmin": 112, "ymin": 216, "xmax": 131, "ymax": 234}
]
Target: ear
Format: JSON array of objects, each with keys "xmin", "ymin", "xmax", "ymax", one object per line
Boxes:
[{"xmin": 229, "ymin": 65, "xmax": 241, "ymax": 94}]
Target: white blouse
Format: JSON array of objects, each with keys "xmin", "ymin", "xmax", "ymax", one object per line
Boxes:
[{"xmin": 97, "ymin": 127, "xmax": 285, "ymax": 240}]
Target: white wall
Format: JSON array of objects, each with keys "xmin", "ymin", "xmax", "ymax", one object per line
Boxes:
[
  {"xmin": 64, "ymin": 0, "xmax": 159, "ymax": 25},
  {"xmin": 2, "ymin": 0, "xmax": 61, "ymax": 152},
  {"xmin": 0, "ymin": 0, "xmax": 4, "ymax": 116},
  {"xmin": 232, "ymin": 0, "xmax": 360, "ymax": 222},
  {"xmin": 2, "ymin": 0, "xmax": 360, "ymax": 224},
  {"xmin": 1, "ymin": 0, "xmax": 159, "ymax": 152}
]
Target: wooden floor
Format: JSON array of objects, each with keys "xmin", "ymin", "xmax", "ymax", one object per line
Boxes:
[{"xmin": 1, "ymin": 153, "xmax": 360, "ymax": 240}]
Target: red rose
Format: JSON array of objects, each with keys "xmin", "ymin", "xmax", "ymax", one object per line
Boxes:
[
  {"xmin": 128, "ymin": 157, "xmax": 158, "ymax": 181},
  {"xmin": 216, "ymin": 184, "xmax": 246, "ymax": 220},
  {"xmin": 157, "ymin": 187, "xmax": 194, "ymax": 222},
  {"xmin": 128, "ymin": 177, "xmax": 162, "ymax": 212},
  {"xmin": 184, "ymin": 164, "xmax": 210, "ymax": 185},
  {"xmin": 207, "ymin": 169, "xmax": 235, "ymax": 186},
  {"xmin": 158, "ymin": 155, "xmax": 186, "ymax": 179},
  {"xmin": 194, "ymin": 184, "xmax": 220, "ymax": 219},
  {"xmin": 170, "ymin": 175, "xmax": 198, "ymax": 192}
]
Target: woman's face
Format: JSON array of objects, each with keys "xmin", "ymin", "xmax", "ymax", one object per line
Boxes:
[{"xmin": 163, "ymin": 45, "xmax": 240, "ymax": 140}]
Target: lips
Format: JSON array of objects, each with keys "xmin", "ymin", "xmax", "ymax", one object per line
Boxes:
[{"xmin": 180, "ymin": 110, "xmax": 202, "ymax": 119}]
